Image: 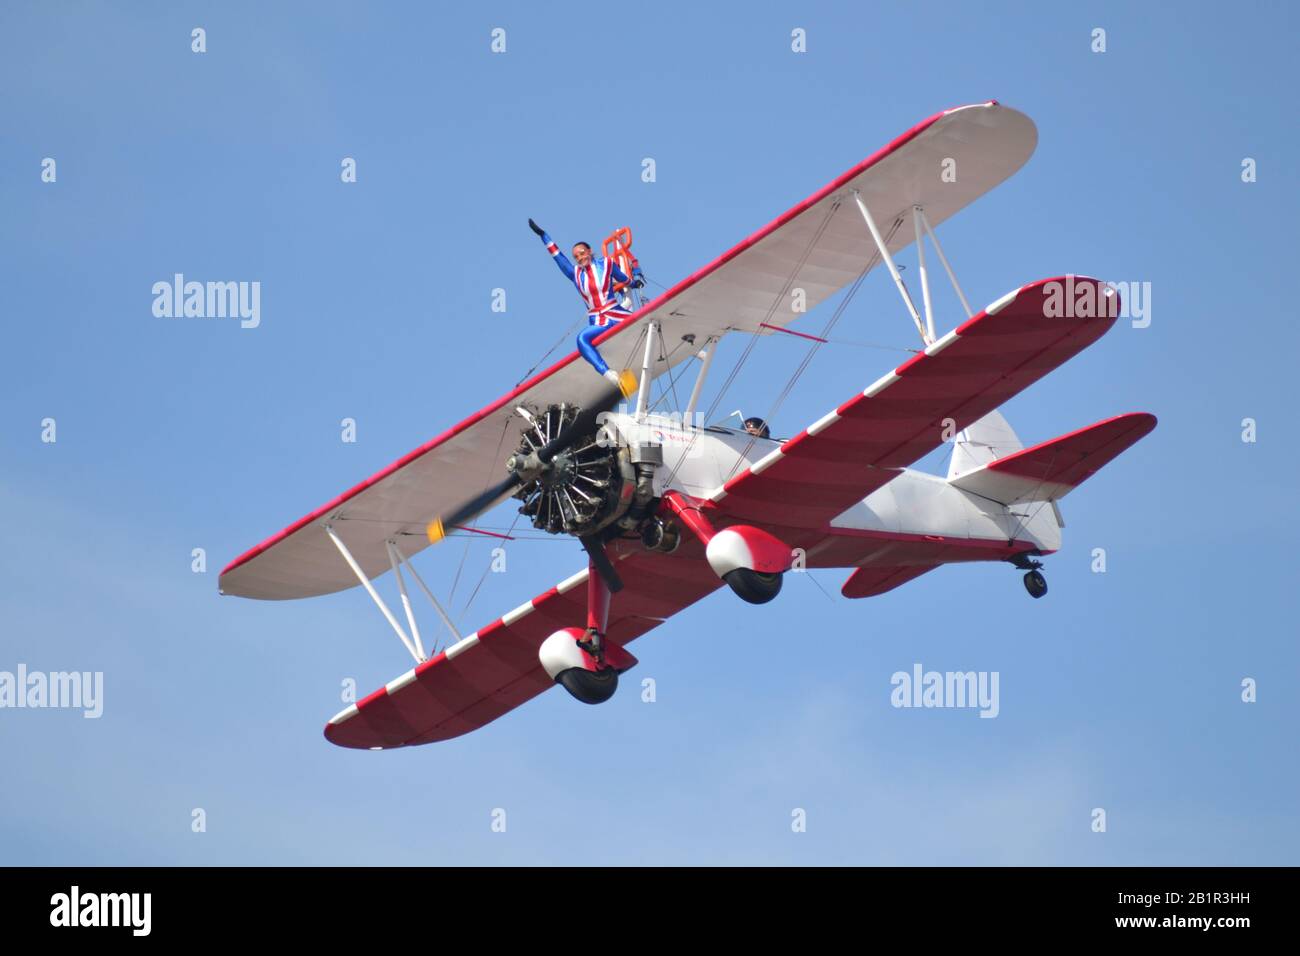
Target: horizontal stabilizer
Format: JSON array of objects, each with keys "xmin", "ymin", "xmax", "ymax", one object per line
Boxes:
[
  {"xmin": 948, "ymin": 413, "xmax": 1156, "ymax": 505},
  {"xmin": 842, "ymin": 564, "xmax": 939, "ymax": 599}
]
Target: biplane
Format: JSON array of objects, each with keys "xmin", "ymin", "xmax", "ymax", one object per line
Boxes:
[{"xmin": 219, "ymin": 102, "xmax": 1156, "ymax": 749}]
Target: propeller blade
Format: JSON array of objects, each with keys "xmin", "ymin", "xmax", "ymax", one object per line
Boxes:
[
  {"xmin": 581, "ymin": 534, "xmax": 624, "ymax": 593},
  {"xmin": 426, "ymin": 474, "xmax": 521, "ymax": 543},
  {"xmin": 537, "ymin": 383, "xmax": 627, "ymax": 463},
  {"xmin": 427, "ymin": 382, "xmax": 631, "ymax": 545}
]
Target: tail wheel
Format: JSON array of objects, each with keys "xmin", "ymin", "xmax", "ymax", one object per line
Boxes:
[
  {"xmin": 724, "ymin": 568, "xmax": 783, "ymax": 605},
  {"xmin": 556, "ymin": 666, "xmax": 619, "ymax": 705},
  {"xmin": 1023, "ymin": 569, "xmax": 1047, "ymax": 599}
]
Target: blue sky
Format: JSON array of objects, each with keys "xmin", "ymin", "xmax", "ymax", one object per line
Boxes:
[{"xmin": 2, "ymin": 1, "xmax": 1297, "ymax": 864}]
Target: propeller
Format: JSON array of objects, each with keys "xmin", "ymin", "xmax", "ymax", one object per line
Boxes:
[
  {"xmin": 425, "ymin": 381, "xmax": 630, "ymax": 545},
  {"xmin": 581, "ymin": 533, "xmax": 624, "ymax": 593}
]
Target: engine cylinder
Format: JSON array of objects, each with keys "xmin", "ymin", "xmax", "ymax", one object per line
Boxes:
[{"xmin": 512, "ymin": 403, "xmax": 632, "ymax": 537}]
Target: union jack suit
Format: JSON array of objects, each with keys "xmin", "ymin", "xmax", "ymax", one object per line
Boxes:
[{"xmin": 539, "ymin": 231, "xmax": 642, "ymax": 376}]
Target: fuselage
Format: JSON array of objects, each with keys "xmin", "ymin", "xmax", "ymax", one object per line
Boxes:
[{"xmin": 612, "ymin": 411, "xmax": 1060, "ymax": 570}]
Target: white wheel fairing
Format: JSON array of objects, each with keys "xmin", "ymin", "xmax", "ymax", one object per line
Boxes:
[
  {"xmin": 540, "ymin": 628, "xmax": 625, "ymax": 705},
  {"xmin": 539, "ymin": 628, "xmax": 594, "ymax": 679},
  {"xmin": 705, "ymin": 526, "xmax": 791, "ymax": 578}
]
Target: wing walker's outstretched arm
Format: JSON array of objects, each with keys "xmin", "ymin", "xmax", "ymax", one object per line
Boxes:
[
  {"xmin": 529, "ymin": 218, "xmax": 575, "ymax": 280},
  {"xmin": 529, "ymin": 217, "xmax": 641, "ymax": 288}
]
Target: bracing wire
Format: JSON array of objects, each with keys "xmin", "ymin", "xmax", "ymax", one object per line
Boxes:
[
  {"xmin": 722, "ymin": 217, "xmax": 902, "ymax": 479},
  {"xmin": 658, "ymin": 200, "xmax": 846, "ymax": 489}
]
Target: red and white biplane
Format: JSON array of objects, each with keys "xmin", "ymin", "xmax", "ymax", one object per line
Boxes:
[{"xmin": 219, "ymin": 102, "xmax": 1156, "ymax": 749}]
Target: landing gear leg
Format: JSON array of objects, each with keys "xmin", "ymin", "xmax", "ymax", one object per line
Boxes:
[
  {"xmin": 536, "ymin": 548, "xmax": 637, "ymax": 705},
  {"xmin": 582, "ymin": 554, "xmax": 613, "ymax": 666},
  {"xmin": 576, "ymin": 626, "xmax": 604, "ymax": 662}
]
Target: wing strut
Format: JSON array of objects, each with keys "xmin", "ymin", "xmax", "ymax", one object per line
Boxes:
[
  {"xmin": 911, "ymin": 204, "xmax": 936, "ymax": 342},
  {"xmin": 326, "ymin": 525, "xmax": 424, "ymax": 663},
  {"xmin": 914, "ymin": 204, "xmax": 974, "ymax": 321},
  {"xmin": 385, "ymin": 540, "xmax": 425, "ymax": 660},
  {"xmin": 324, "ymin": 526, "xmax": 464, "ymax": 664},
  {"xmin": 387, "ymin": 538, "xmax": 463, "ymax": 650},
  {"xmin": 683, "ymin": 335, "xmax": 717, "ymax": 423},
  {"xmin": 850, "ymin": 190, "xmax": 978, "ymax": 347},
  {"xmin": 852, "ymin": 189, "xmax": 929, "ymax": 346},
  {"xmin": 634, "ymin": 320, "xmax": 660, "ymax": 421}
]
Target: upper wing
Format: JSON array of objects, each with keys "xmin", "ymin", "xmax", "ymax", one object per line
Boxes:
[
  {"xmin": 324, "ymin": 543, "xmax": 721, "ymax": 749},
  {"xmin": 948, "ymin": 413, "xmax": 1157, "ymax": 504},
  {"xmin": 220, "ymin": 101, "xmax": 1035, "ymax": 601},
  {"xmin": 635, "ymin": 101, "xmax": 1036, "ymax": 340},
  {"xmin": 711, "ymin": 277, "xmax": 1120, "ymax": 531}
]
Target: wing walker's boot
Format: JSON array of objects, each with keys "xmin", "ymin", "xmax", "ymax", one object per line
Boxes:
[{"xmin": 603, "ymin": 368, "xmax": 638, "ymax": 398}]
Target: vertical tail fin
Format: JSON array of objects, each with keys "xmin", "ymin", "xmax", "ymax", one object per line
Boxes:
[
  {"xmin": 947, "ymin": 409, "xmax": 1023, "ymax": 479},
  {"xmin": 948, "ymin": 408, "xmax": 1063, "ymax": 544}
]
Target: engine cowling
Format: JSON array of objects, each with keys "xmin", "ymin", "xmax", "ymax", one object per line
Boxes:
[{"xmin": 511, "ymin": 404, "xmax": 634, "ymax": 537}]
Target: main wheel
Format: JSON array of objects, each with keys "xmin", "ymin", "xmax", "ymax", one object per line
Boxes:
[
  {"xmin": 1023, "ymin": 569, "xmax": 1047, "ymax": 599},
  {"xmin": 724, "ymin": 568, "xmax": 783, "ymax": 605},
  {"xmin": 556, "ymin": 666, "xmax": 619, "ymax": 704}
]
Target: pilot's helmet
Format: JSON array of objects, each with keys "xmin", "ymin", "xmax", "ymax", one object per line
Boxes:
[{"xmin": 742, "ymin": 417, "xmax": 770, "ymax": 439}]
